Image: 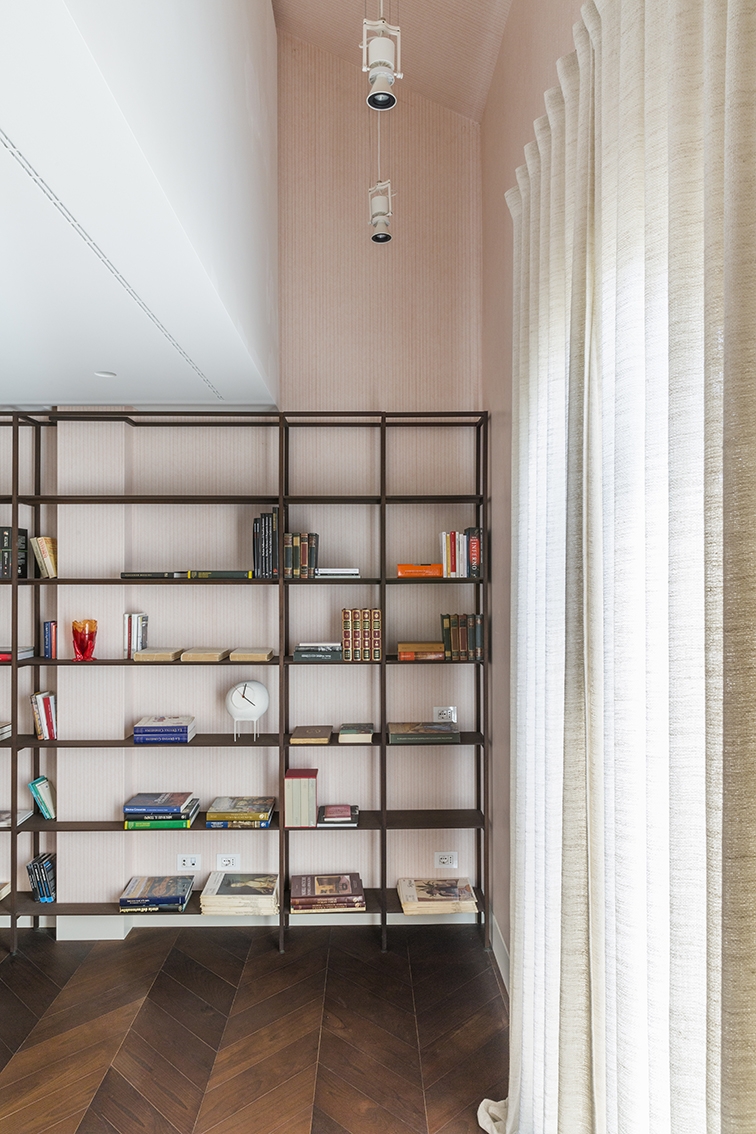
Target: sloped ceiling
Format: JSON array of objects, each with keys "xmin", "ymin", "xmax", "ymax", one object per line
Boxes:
[
  {"xmin": 0, "ymin": 0, "xmax": 278, "ymax": 407},
  {"xmin": 272, "ymin": 0, "xmax": 514, "ymax": 122}
]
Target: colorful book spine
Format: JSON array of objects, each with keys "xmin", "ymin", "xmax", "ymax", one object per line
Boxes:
[
  {"xmin": 283, "ymin": 532, "xmax": 293, "ymax": 579},
  {"xmin": 300, "ymin": 533, "xmax": 309, "ymax": 580},
  {"xmin": 342, "ymin": 608, "xmax": 352, "ymax": 662},
  {"xmin": 43, "ymin": 620, "xmax": 57, "ymax": 660}
]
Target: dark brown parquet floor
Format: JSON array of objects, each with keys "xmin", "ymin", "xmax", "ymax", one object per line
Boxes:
[{"xmin": 0, "ymin": 924, "xmax": 508, "ymax": 1134}]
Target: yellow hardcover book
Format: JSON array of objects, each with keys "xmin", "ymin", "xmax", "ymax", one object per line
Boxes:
[
  {"xmin": 133, "ymin": 647, "xmax": 184, "ymax": 662},
  {"xmin": 180, "ymin": 648, "xmax": 231, "ymax": 663},
  {"xmin": 228, "ymin": 647, "xmax": 274, "ymax": 662}
]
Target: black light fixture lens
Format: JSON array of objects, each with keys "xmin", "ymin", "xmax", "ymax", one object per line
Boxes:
[
  {"xmin": 367, "ymin": 91, "xmax": 396, "ymax": 110},
  {"xmin": 372, "ymin": 231, "xmax": 392, "ymax": 242}
]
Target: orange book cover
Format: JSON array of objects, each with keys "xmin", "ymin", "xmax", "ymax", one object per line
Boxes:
[{"xmin": 396, "ymin": 564, "xmax": 443, "ymax": 578}]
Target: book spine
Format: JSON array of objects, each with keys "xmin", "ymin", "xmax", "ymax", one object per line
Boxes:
[
  {"xmin": 371, "ymin": 608, "xmax": 382, "ymax": 661},
  {"xmin": 38, "ymin": 538, "xmax": 56, "ymax": 578},
  {"xmin": 123, "ymin": 803, "xmax": 190, "ymax": 813},
  {"xmin": 440, "ymin": 613, "xmax": 452, "ymax": 661},
  {"xmin": 31, "ymin": 538, "xmax": 48, "ymax": 578},
  {"xmin": 132, "ymin": 735, "xmax": 191, "ymax": 744},
  {"xmin": 43, "ymin": 693, "xmax": 57, "ymax": 742},
  {"xmin": 362, "ymin": 610, "xmax": 370, "ymax": 664},
  {"xmin": 120, "ymin": 896, "xmax": 190, "ymax": 907},
  {"xmin": 123, "ymin": 613, "xmax": 130, "ymax": 659},
  {"xmin": 292, "ymin": 534, "xmax": 300, "ymax": 579},
  {"xmin": 120, "ymin": 572, "xmax": 183, "ymax": 578},
  {"xmin": 398, "ymin": 651, "xmax": 445, "ymax": 661},
  {"xmin": 450, "ymin": 614, "xmax": 460, "ymax": 662},
  {"xmin": 124, "ymin": 818, "xmax": 196, "ymax": 829},
  {"xmin": 132, "ymin": 728, "xmax": 192, "ymax": 736},
  {"xmin": 466, "ymin": 613, "xmax": 476, "ymax": 661},
  {"xmin": 272, "ymin": 506, "xmax": 279, "ymax": 579},
  {"xmin": 342, "ymin": 608, "xmax": 352, "ymax": 662},
  {"xmin": 187, "ymin": 571, "xmax": 254, "ymax": 579},
  {"xmin": 459, "ymin": 616, "xmax": 468, "ymax": 660},
  {"xmin": 283, "ymin": 533, "xmax": 293, "ymax": 579},
  {"xmin": 466, "ymin": 527, "xmax": 481, "ymax": 577},
  {"xmin": 300, "ymin": 533, "xmax": 309, "ymax": 580},
  {"xmin": 308, "ymin": 532, "xmax": 318, "ymax": 574},
  {"xmin": 475, "ymin": 613, "xmax": 484, "ymax": 661},
  {"xmin": 253, "ymin": 518, "xmax": 261, "ymax": 578},
  {"xmin": 30, "ymin": 694, "xmax": 46, "ymax": 740},
  {"xmin": 205, "ymin": 819, "xmax": 272, "ymax": 828}
]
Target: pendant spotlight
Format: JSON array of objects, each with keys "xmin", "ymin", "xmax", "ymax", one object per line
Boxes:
[
  {"xmin": 361, "ymin": 17, "xmax": 402, "ymax": 110},
  {"xmin": 369, "ymin": 180, "xmax": 393, "ymax": 242}
]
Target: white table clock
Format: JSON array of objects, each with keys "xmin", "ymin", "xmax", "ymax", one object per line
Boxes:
[{"xmin": 225, "ymin": 680, "xmax": 270, "ymax": 741}]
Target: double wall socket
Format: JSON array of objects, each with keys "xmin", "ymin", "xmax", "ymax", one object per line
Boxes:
[
  {"xmin": 177, "ymin": 854, "xmax": 201, "ymax": 872},
  {"xmin": 434, "ymin": 851, "xmax": 458, "ymax": 869},
  {"xmin": 433, "ymin": 706, "xmax": 457, "ymax": 723}
]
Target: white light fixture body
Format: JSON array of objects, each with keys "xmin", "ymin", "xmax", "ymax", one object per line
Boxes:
[
  {"xmin": 369, "ymin": 180, "xmax": 393, "ymax": 242},
  {"xmin": 361, "ymin": 19, "xmax": 402, "ymax": 109}
]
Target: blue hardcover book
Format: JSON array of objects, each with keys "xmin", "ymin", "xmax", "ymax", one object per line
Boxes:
[
  {"xmin": 123, "ymin": 792, "xmax": 194, "ymax": 814},
  {"xmin": 133, "ymin": 716, "xmax": 195, "ymax": 734},
  {"xmin": 132, "ymin": 734, "xmax": 192, "ymax": 744},
  {"xmin": 205, "ymin": 818, "xmax": 273, "ymax": 828},
  {"xmin": 119, "ymin": 875, "xmax": 194, "ymax": 907}
]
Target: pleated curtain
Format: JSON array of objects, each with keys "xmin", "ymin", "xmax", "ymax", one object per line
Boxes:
[{"xmin": 500, "ymin": 0, "xmax": 756, "ymax": 1131}]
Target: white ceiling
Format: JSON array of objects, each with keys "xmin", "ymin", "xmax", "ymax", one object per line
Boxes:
[
  {"xmin": 272, "ymin": 0, "xmax": 514, "ymax": 122},
  {"xmin": 0, "ymin": 1, "xmax": 279, "ymax": 408}
]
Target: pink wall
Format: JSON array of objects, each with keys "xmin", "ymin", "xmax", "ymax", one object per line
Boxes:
[{"xmin": 482, "ymin": 0, "xmax": 584, "ymax": 950}]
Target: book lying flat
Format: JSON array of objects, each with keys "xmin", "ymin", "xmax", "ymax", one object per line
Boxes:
[
  {"xmin": 388, "ymin": 722, "xmax": 460, "ymax": 744},
  {"xmin": 338, "ymin": 723, "xmax": 374, "ymax": 744},
  {"xmin": 317, "ymin": 805, "xmax": 359, "ymax": 827},
  {"xmin": 180, "ymin": 648, "xmax": 231, "ymax": 662},
  {"xmin": 206, "ymin": 796, "xmax": 275, "ymax": 820},
  {"xmin": 119, "ymin": 875, "xmax": 194, "ymax": 908},
  {"xmin": 124, "ymin": 792, "xmax": 195, "ymax": 813},
  {"xmin": 290, "ymin": 725, "xmax": 333, "ymax": 745},
  {"xmin": 0, "ymin": 809, "xmax": 33, "ymax": 827},
  {"xmin": 397, "ymin": 877, "xmax": 478, "ymax": 914},
  {"xmin": 228, "ymin": 647, "xmax": 274, "ymax": 662},
  {"xmin": 133, "ymin": 647, "xmax": 184, "ymax": 662}
]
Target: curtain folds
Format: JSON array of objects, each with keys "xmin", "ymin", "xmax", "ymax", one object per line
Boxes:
[{"xmin": 502, "ymin": 0, "xmax": 756, "ymax": 1131}]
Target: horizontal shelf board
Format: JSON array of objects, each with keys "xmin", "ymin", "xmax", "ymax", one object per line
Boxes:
[
  {"xmin": 285, "ymin": 578, "xmax": 380, "ymax": 585},
  {"xmin": 4, "ymin": 731, "xmax": 484, "ymax": 749},
  {"xmin": 386, "ymin": 656, "xmax": 481, "ymax": 665},
  {"xmin": 286, "ymin": 811, "xmax": 381, "ymax": 831},
  {"xmin": 17, "ymin": 495, "xmax": 280, "ymax": 505},
  {"xmin": 6, "ymin": 578, "xmax": 281, "ymax": 586},
  {"xmin": 385, "ymin": 577, "xmax": 482, "ymax": 585},
  {"xmin": 21, "ymin": 811, "xmax": 280, "ymax": 832},
  {"xmin": 386, "ymin": 494, "xmax": 483, "ymax": 504},
  {"xmin": 3, "ymin": 891, "xmax": 205, "ymax": 917},
  {"xmin": 283, "ymin": 496, "xmax": 381, "ymax": 505},
  {"xmin": 18, "ymin": 656, "xmax": 281, "ymax": 667},
  {"xmin": 386, "ymin": 809, "xmax": 484, "ymax": 829}
]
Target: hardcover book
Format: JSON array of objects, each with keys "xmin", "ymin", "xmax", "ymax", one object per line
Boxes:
[
  {"xmin": 317, "ymin": 804, "xmax": 359, "ymax": 827},
  {"xmin": 290, "ymin": 725, "xmax": 333, "ymax": 744},
  {"xmin": 388, "ymin": 722, "xmax": 461, "ymax": 744},
  {"xmin": 200, "ymin": 872, "xmax": 279, "ymax": 915},
  {"xmin": 133, "ymin": 716, "xmax": 195, "ymax": 733},
  {"xmin": 133, "ymin": 647, "xmax": 184, "ymax": 662},
  {"xmin": 123, "ymin": 792, "xmax": 195, "ymax": 814},
  {"xmin": 29, "ymin": 775, "xmax": 56, "ymax": 819},
  {"xmin": 180, "ymin": 648, "xmax": 231, "ymax": 662},
  {"xmin": 228, "ymin": 647, "xmax": 274, "ymax": 662},
  {"xmin": 338, "ymin": 723, "xmax": 374, "ymax": 744},
  {"xmin": 206, "ymin": 796, "xmax": 275, "ymax": 820},
  {"xmin": 290, "ymin": 872, "xmax": 365, "ymax": 903},
  {"xmin": 396, "ymin": 564, "xmax": 443, "ymax": 577}
]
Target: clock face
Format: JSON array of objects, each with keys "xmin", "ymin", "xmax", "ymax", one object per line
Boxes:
[{"xmin": 225, "ymin": 680, "xmax": 270, "ymax": 722}]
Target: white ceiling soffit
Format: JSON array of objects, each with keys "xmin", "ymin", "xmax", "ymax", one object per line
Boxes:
[
  {"xmin": 272, "ymin": 0, "xmax": 513, "ymax": 122},
  {"xmin": 0, "ymin": 1, "xmax": 278, "ymax": 407}
]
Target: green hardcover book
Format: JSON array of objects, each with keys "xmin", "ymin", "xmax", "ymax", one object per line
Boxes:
[
  {"xmin": 440, "ymin": 613, "xmax": 452, "ymax": 661},
  {"xmin": 466, "ymin": 614, "xmax": 476, "ymax": 661},
  {"xmin": 283, "ymin": 533, "xmax": 293, "ymax": 579},
  {"xmin": 450, "ymin": 614, "xmax": 460, "ymax": 661},
  {"xmin": 292, "ymin": 533, "xmax": 301, "ymax": 578}
]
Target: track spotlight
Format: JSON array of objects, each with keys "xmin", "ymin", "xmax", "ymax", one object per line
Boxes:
[
  {"xmin": 369, "ymin": 181, "xmax": 393, "ymax": 242},
  {"xmin": 361, "ymin": 19, "xmax": 402, "ymax": 110}
]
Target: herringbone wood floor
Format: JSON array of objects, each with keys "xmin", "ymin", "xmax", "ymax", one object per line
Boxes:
[{"xmin": 0, "ymin": 925, "xmax": 508, "ymax": 1134}]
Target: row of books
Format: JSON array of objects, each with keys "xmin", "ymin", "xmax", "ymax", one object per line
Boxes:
[
  {"xmin": 396, "ymin": 615, "xmax": 483, "ymax": 662},
  {"xmin": 284, "ymin": 769, "xmax": 317, "ymax": 827},
  {"xmin": 341, "ymin": 608, "xmax": 382, "ymax": 662},
  {"xmin": 27, "ymin": 851, "xmax": 56, "ymax": 902},
  {"xmin": 122, "ymin": 793, "xmax": 275, "ymax": 829},
  {"xmin": 29, "ymin": 775, "xmax": 56, "ymax": 818},
  {"xmin": 440, "ymin": 528, "xmax": 481, "ymax": 578},
  {"xmin": 43, "ymin": 620, "xmax": 57, "ymax": 659},
  {"xmin": 30, "ymin": 536, "xmax": 58, "ymax": 578},
  {"xmin": 253, "ymin": 508, "xmax": 279, "ymax": 578},
  {"xmin": 30, "ymin": 691, "xmax": 56, "ymax": 740},
  {"xmin": 0, "ymin": 530, "xmax": 58, "ymax": 580},
  {"xmin": 283, "ymin": 532, "xmax": 319, "ymax": 579},
  {"xmin": 123, "ymin": 612, "xmax": 149, "ymax": 659},
  {"xmin": 123, "ymin": 646, "xmax": 274, "ymax": 662}
]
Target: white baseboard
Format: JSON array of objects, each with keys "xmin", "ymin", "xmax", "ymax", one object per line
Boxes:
[{"xmin": 490, "ymin": 913, "xmax": 510, "ymax": 992}]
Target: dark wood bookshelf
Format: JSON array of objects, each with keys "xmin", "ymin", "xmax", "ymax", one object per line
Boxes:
[{"xmin": 1, "ymin": 409, "xmax": 490, "ymax": 955}]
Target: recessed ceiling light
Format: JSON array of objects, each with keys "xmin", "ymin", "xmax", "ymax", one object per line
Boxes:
[{"xmin": 94, "ymin": 371, "xmax": 117, "ymax": 378}]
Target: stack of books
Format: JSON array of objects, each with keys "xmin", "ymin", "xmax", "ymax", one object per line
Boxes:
[
  {"xmin": 123, "ymin": 792, "xmax": 199, "ymax": 829},
  {"xmin": 43, "ymin": 620, "xmax": 57, "ymax": 659},
  {"xmin": 123, "ymin": 613, "xmax": 148, "ymax": 659},
  {"xmin": 439, "ymin": 614, "xmax": 484, "ymax": 661},
  {"xmin": 397, "ymin": 641, "xmax": 445, "ymax": 661},
  {"xmin": 119, "ymin": 875, "xmax": 194, "ymax": 913},
  {"xmin": 1, "ymin": 526, "xmax": 28, "ymax": 578},
  {"xmin": 388, "ymin": 722, "xmax": 461, "ymax": 744},
  {"xmin": 283, "ymin": 531, "xmax": 319, "ymax": 579},
  {"xmin": 284, "ymin": 768, "xmax": 318, "ymax": 827},
  {"xmin": 341, "ymin": 608, "xmax": 382, "ymax": 662},
  {"xmin": 397, "ymin": 877, "xmax": 478, "ymax": 915},
  {"xmin": 317, "ymin": 804, "xmax": 359, "ymax": 827},
  {"xmin": 293, "ymin": 642, "xmax": 342, "ymax": 662},
  {"xmin": 27, "ymin": 851, "xmax": 56, "ymax": 902},
  {"xmin": 30, "ymin": 692, "xmax": 56, "ymax": 740},
  {"xmin": 205, "ymin": 796, "xmax": 275, "ymax": 828},
  {"xmin": 439, "ymin": 529, "xmax": 482, "ymax": 578},
  {"xmin": 132, "ymin": 716, "xmax": 196, "ymax": 744},
  {"xmin": 338, "ymin": 723, "xmax": 374, "ymax": 744},
  {"xmin": 29, "ymin": 535, "xmax": 56, "ymax": 578},
  {"xmin": 290, "ymin": 873, "xmax": 366, "ymax": 913},
  {"xmin": 29, "ymin": 775, "xmax": 56, "ymax": 819},
  {"xmin": 253, "ymin": 507, "xmax": 280, "ymax": 578},
  {"xmin": 200, "ymin": 872, "xmax": 279, "ymax": 915},
  {"xmin": 0, "ymin": 647, "xmax": 34, "ymax": 662}
]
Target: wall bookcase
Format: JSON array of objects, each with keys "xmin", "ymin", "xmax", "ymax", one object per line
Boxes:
[{"xmin": 0, "ymin": 409, "xmax": 489, "ymax": 954}]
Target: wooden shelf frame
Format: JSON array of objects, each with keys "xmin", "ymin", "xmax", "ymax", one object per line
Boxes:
[{"xmin": 0, "ymin": 409, "xmax": 490, "ymax": 955}]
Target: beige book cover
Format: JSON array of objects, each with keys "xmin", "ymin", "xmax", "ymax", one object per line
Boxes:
[{"xmin": 180, "ymin": 648, "xmax": 230, "ymax": 662}]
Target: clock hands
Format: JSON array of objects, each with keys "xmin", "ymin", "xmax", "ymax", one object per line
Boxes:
[{"xmin": 240, "ymin": 683, "xmax": 255, "ymax": 706}]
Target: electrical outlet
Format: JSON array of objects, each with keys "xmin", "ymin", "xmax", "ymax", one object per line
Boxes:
[
  {"xmin": 177, "ymin": 854, "xmax": 201, "ymax": 872},
  {"xmin": 433, "ymin": 706, "xmax": 457, "ymax": 723},
  {"xmin": 217, "ymin": 853, "xmax": 241, "ymax": 870},
  {"xmin": 434, "ymin": 851, "xmax": 458, "ymax": 869}
]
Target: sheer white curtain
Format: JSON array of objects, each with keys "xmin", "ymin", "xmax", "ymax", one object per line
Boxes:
[{"xmin": 487, "ymin": 0, "xmax": 756, "ymax": 1131}]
